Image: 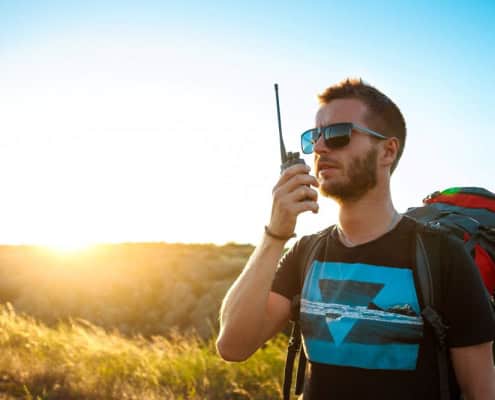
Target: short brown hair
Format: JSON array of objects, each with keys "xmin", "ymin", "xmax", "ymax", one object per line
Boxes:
[{"xmin": 318, "ymin": 78, "xmax": 406, "ymax": 173}]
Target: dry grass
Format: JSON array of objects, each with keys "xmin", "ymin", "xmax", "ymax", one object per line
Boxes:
[{"xmin": 0, "ymin": 304, "xmax": 290, "ymax": 400}]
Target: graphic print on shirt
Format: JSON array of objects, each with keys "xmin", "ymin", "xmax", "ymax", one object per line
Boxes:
[{"xmin": 300, "ymin": 261, "xmax": 423, "ymax": 370}]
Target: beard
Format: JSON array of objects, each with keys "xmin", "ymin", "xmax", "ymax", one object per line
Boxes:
[{"xmin": 319, "ymin": 146, "xmax": 378, "ymax": 203}]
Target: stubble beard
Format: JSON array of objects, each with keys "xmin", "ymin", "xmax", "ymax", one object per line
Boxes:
[{"xmin": 319, "ymin": 146, "xmax": 379, "ymax": 203}]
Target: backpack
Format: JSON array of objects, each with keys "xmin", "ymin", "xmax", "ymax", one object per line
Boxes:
[
  {"xmin": 406, "ymin": 187, "xmax": 495, "ymax": 301},
  {"xmin": 283, "ymin": 187, "xmax": 495, "ymax": 400}
]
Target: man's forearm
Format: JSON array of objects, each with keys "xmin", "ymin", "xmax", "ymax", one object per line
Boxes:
[
  {"xmin": 463, "ymin": 366, "xmax": 495, "ymax": 400},
  {"xmin": 451, "ymin": 342, "xmax": 495, "ymax": 400},
  {"xmin": 217, "ymin": 235, "xmax": 286, "ymax": 360}
]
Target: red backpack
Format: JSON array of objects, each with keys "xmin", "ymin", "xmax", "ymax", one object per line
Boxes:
[{"xmin": 406, "ymin": 187, "xmax": 495, "ymax": 301}]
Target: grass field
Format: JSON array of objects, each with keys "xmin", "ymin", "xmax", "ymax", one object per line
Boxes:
[
  {"xmin": 0, "ymin": 303, "xmax": 292, "ymax": 400},
  {"xmin": 0, "ymin": 243, "xmax": 298, "ymax": 399}
]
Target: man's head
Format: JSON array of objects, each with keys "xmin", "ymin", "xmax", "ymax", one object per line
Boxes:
[
  {"xmin": 312, "ymin": 78, "xmax": 406, "ymax": 203},
  {"xmin": 317, "ymin": 78, "xmax": 406, "ymax": 173}
]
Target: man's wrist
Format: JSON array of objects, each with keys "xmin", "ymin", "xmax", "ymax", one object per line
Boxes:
[{"xmin": 264, "ymin": 225, "xmax": 296, "ymax": 241}]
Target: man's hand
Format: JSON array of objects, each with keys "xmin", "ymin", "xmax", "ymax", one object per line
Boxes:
[{"xmin": 268, "ymin": 163, "xmax": 319, "ymax": 238}]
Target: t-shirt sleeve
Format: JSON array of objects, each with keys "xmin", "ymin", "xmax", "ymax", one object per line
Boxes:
[
  {"xmin": 271, "ymin": 236, "xmax": 309, "ymax": 301},
  {"xmin": 441, "ymin": 235, "xmax": 495, "ymax": 348}
]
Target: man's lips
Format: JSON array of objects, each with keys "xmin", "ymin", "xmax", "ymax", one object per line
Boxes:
[
  {"xmin": 316, "ymin": 160, "xmax": 341, "ymax": 179},
  {"xmin": 316, "ymin": 162, "xmax": 340, "ymax": 174}
]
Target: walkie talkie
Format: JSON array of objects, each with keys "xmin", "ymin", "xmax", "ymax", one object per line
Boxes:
[{"xmin": 274, "ymin": 83, "xmax": 306, "ymax": 173}]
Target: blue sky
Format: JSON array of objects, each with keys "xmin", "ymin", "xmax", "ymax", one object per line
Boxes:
[{"xmin": 0, "ymin": 1, "xmax": 494, "ymax": 246}]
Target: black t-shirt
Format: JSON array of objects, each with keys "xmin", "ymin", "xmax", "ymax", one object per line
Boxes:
[{"xmin": 272, "ymin": 217, "xmax": 495, "ymax": 400}]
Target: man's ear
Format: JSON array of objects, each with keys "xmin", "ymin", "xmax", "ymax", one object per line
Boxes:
[{"xmin": 380, "ymin": 137, "xmax": 399, "ymax": 169}]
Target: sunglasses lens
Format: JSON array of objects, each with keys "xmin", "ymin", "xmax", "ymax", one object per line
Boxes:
[
  {"xmin": 300, "ymin": 124, "xmax": 352, "ymax": 153},
  {"xmin": 324, "ymin": 125, "xmax": 351, "ymax": 148},
  {"xmin": 301, "ymin": 130, "xmax": 316, "ymax": 154}
]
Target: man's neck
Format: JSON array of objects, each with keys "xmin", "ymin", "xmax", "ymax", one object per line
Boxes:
[{"xmin": 336, "ymin": 183, "xmax": 400, "ymax": 247}]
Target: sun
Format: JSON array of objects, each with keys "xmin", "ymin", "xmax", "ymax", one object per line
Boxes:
[
  {"xmin": 40, "ymin": 238, "xmax": 97, "ymax": 254},
  {"xmin": 30, "ymin": 218, "xmax": 104, "ymax": 254}
]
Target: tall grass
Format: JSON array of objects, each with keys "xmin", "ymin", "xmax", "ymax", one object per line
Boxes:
[{"xmin": 0, "ymin": 304, "xmax": 292, "ymax": 400}]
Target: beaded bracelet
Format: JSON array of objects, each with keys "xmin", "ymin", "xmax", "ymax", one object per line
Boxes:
[{"xmin": 264, "ymin": 225, "xmax": 296, "ymax": 241}]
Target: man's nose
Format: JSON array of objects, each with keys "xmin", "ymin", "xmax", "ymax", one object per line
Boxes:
[{"xmin": 314, "ymin": 132, "xmax": 329, "ymax": 154}]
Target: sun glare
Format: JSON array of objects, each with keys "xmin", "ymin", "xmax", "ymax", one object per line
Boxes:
[{"xmin": 41, "ymin": 239, "xmax": 96, "ymax": 254}]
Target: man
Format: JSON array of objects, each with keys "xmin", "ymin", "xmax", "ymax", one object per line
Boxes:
[{"xmin": 216, "ymin": 78, "xmax": 495, "ymax": 399}]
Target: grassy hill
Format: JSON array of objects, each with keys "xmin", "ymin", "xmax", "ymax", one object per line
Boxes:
[
  {"xmin": 0, "ymin": 242, "xmax": 296, "ymax": 399},
  {"xmin": 0, "ymin": 242, "xmax": 254, "ymax": 338}
]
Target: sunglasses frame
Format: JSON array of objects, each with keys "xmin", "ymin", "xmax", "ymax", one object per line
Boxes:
[{"xmin": 300, "ymin": 122, "xmax": 388, "ymax": 154}]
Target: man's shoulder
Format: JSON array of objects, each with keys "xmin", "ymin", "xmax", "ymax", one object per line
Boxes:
[
  {"xmin": 282, "ymin": 226, "xmax": 334, "ymax": 267},
  {"xmin": 402, "ymin": 215, "xmax": 463, "ymax": 249},
  {"xmin": 298, "ymin": 225, "xmax": 334, "ymax": 250},
  {"xmin": 403, "ymin": 214, "xmax": 454, "ymax": 236},
  {"xmin": 306, "ymin": 225, "xmax": 334, "ymax": 240},
  {"xmin": 407, "ymin": 216, "xmax": 466, "ymax": 253}
]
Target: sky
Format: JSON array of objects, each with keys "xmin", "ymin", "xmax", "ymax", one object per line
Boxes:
[{"xmin": 0, "ymin": 0, "xmax": 494, "ymax": 247}]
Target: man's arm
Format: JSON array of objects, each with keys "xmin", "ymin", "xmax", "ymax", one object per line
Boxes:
[
  {"xmin": 216, "ymin": 237, "xmax": 291, "ymax": 361},
  {"xmin": 438, "ymin": 233, "xmax": 495, "ymax": 399},
  {"xmin": 450, "ymin": 342, "xmax": 495, "ymax": 400},
  {"xmin": 216, "ymin": 164, "xmax": 319, "ymax": 361}
]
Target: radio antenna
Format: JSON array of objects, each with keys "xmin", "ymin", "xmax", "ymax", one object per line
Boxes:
[{"xmin": 274, "ymin": 83, "xmax": 287, "ymax": 164}]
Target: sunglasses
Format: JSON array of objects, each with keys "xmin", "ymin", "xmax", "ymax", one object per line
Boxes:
[{"xmin": 300, "ymin": 122, "xmax": 388, "ymax": 154}]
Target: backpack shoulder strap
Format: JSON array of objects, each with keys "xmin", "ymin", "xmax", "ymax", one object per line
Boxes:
[
  {"xmin": 407, "ymin": 216, "xmax": 448, "ymax": 309},
  {"xmin": 283, "ymin": 227, "xmax": 330, "ymax": 400},
  {"xmin": 290, "ymin": 227, "xmax": 330, "ymax": 321},
  {"xmin": 414, "ymin": 221, "xmax": 450, "ymax": 400}
]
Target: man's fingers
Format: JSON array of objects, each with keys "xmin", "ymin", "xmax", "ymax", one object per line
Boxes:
[
  {"xmin": 289, "ymin": 186, "xmax": 318, "ymax": 202},
  {"xmin": 284, "ymin": 173, "xmax": 319, "ymax": 193},
  {"xmin": 276, "ymin": 190, "xmax": 319, "ymax": 214},
  {"xmin": 292, "ymin": 200, "xmax": 319, "ymax": 214},
  {"xmin": 273, "ymin": 172, "xmax": 318, "ymax": 197},
  {"xmin": 274, "ymin": 164, "xmax": 311, "ymax": 190},
  {"xmin": 270, "ymin": 164, "xmax": 319, "ymax": 232}
]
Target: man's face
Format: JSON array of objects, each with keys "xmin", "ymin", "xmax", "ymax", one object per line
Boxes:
[{"xmin": 313, "ymin": 98, "xmax": 379, "ymax": 203}]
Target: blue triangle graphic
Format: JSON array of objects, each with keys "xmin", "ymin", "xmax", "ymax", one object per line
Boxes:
[{"xmin": 327, "ymin": 318, "xmax": 358, "ymax": 346}]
